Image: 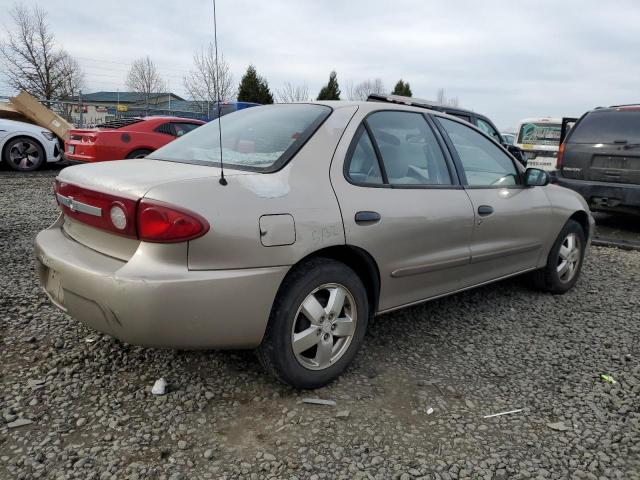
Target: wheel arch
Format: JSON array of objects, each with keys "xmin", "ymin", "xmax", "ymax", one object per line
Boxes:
[
  {"xmin": 125, "ymin": 147, "xmax": 155, "ymax": 158},
  {"xmin": 1, "ymin": 134, "xmax": 47, "ymax": 164},
  {"xmin": 286, "ymin": 245, "xmax": 381, "ymax": 317},
  {"xmin": 569, "ymin": 209, "xmax": 590, "ymax": 239}
]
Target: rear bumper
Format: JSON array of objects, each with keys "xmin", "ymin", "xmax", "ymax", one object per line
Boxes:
[
  {"xmin": 556, "ymin": 177, "xmax": 640, "ymax": 211},
  {"xmin": 64, "ymin": 142, "xmax": 102, "ymax": 162},
  {"xmin": 34, "ymin": 224, "xmax": 288, "ymax": 349}
]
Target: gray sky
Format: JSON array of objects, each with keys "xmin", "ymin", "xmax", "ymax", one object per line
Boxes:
[{"xmin": 2, "ymin": 0, "xmax": 640, "ymax": 129}]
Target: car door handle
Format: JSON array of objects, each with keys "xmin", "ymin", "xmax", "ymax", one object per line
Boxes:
[
  {"xmin": 477, "ymin": 205, "xmax": 494, "ymax": 216},
  {"xmin": 355, "ymin": 211, "xmax": 381, "ymax": 225}
]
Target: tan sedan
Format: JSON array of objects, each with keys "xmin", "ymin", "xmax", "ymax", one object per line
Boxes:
[{"xmin": 35, "ymin": 101, "xmax": 593, "ymax": 388}]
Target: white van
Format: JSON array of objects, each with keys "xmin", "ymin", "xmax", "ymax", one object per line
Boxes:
[{"xmin": 515, "ymin": 118, "xmax": 562, "ymax": 171}]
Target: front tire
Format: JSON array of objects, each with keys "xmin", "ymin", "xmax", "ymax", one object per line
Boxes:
[
  {"xmin": 532, "ymin": 219, "xmax": 586, "ymax": 294},
  {"xmin": 257, "ymin": 258, "xmax": 369, "ymax": 389},
  {"xmin": 3, "ymin": 137, "xmax": 45, "ymax": 171}
]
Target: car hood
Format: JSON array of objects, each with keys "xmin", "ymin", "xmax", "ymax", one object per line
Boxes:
[
  {"xmin": 57, "ymin": 158, "xmax": 255, "ymax": 199},
  {"xmin": 0, "ymin": 118, "xmax": 53, "ymax": 136}
]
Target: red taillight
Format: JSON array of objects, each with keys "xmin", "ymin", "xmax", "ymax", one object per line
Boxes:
[
  {"xmin": 556, "ymin": 142, "xmax": 565, "ymax": 169},
  {"xmin": 55, "ymin": 180, "xmax": 138, "ymax": 237},
  {"xmin": 81, "ymin": 135, "xmax": 96, "ymax": 143},
  {"xmin": 54, "ymin": 181, "xmax": 209, "ymax": 243},
  {"xmin": 137, "ymin": 199, "xmax": 209, "ymax": 243}
]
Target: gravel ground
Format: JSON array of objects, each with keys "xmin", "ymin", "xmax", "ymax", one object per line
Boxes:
[{"xmin": 1, "ymin": 168, "xmax": 639, "ymax": 480}]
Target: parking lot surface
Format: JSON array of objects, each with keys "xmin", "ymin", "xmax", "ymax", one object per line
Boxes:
[{"xmin": 1, "ymin": 168, "xmax": 639, "ymax": 480}]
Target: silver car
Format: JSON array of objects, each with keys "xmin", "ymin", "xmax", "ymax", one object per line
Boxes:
[{"xmin": 35, "ymin": 101, "xmax": 593, "ymax": 388}]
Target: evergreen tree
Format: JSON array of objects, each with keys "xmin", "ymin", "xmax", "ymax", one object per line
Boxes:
[
  {"xmin": 392, "ymin": 79, "xmax": 412, "ymax": 97},
  {"xmin": 317, "ymin": 70, "xmax": 341, "ymax": 100},
  {"xmin": 237, "ymin": 65, "xmax": 274, "ymax": 104}
]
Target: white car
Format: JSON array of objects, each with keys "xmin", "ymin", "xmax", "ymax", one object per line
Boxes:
[{"xmin": 0, "ymin": 118, "xmax": 62, "ymax": 171}]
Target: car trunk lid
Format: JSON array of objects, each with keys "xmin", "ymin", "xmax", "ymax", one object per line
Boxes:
[
  {"xmin": 55, "ymin": 159, "xmax": 250, "ymax": 260},
  {"xmin": 562, "ymin": 143, "xmax": 640, "ymax": 185}
]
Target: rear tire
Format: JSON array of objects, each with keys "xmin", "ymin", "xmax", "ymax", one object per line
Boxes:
[
  {"xmin": 531, "ymin": 219, "xmax": 585, "ymax": 294},
  {"xmin": 257, "ymin": 258, "xmax": 369, "ymax": 389},
  {"xmin": 3, "ymin": 137, "xmax": 45, "ymax": 171},
  {"xmin": 125, "ymin": 149, "xmax": 152, "ymax": 159}
]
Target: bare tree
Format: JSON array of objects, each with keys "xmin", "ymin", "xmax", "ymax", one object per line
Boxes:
[
  {"xmin": 343, "ymin": 80, "xmax": 355, "ymax": 101},
  {"xmin": 436, "ymin": 88, "xmax": 459, "ymax": 107},
  {"xmin": 58, "ymin": 53, "xmax": 85, "ymax": 121},
  {"xmin": 0, "ymin": 4, "xmax": 84, "ymax": 103},
  {"xmin": 276, "ymin": 82, "xmax": 309, "ymax": 103},
  {"xmin": 126, "ymin": 56, "xmax": 166, "ymax": 99},
  {"xmin": 352, "ymin": 78, "xmax": 385, "ymax": 101},
  {"xmin": 183, "ymin": 44, "xmax": 234, "ymax": 107}
]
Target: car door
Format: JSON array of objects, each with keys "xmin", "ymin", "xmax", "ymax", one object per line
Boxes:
[
  {"xmin": 434, "ymin": 116, "xmax": 552, "ymax": 287},
  {"xmin": 330, "ymin": 109, "xmax": 475, "ymax": 311}
]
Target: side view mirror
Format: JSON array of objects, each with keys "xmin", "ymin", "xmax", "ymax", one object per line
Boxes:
[{"xmin": 524, "ymin": 168, "xmax": 550, "ymax": 187}]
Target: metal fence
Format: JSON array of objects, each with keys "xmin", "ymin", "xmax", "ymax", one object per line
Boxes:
[{"xmin": 1, "ymin": 95, "xmax": 210, "ymax": 128}]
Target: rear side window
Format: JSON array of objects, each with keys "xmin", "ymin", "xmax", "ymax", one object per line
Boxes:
[
  {"xmin": 438, "ymin": 117, "xmax": 518, "ymax": 187},
  {"xmin": 148, "ymin": 104, "xmax": 331, "ymax": 171},
  {"xmin": 347, "ymin": 128, "xmax": 384, "ymax": 185},
  {"xmin": 366, "ymin": 111, "xmax": 452, "ymax": 186},
  {"xmin": 568, "ymin": 110, "xmax": 640, "ymax": 144}
]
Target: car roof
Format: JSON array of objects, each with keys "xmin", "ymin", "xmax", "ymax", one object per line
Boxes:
[
  {"xmin": 310, "ymin": 100, "xmax": 474, "ymax": 120},
  {"xmin": 516, "ymin": 117, "xmax": 562, "ymax": 124},
  {"xmin": 590, "ymin": 105, "xmax": 640, "ymax": 113},
  {"xmin": 141, "ymin": 116, "xmax": 205, "ymax": 123}
]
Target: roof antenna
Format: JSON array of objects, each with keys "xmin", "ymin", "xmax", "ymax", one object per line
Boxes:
[{"xmin": 212, "ymin": 0, "xmax": 227, "ymax": 186}]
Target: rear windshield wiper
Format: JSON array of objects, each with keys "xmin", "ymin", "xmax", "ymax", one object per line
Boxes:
[{"xmin": 622, "ymin": 143, "xmax": 640, "ymax": 150}]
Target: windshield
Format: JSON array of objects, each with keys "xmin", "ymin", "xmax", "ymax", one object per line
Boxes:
[
  {"xmin": 517, "ymin": 122, "xmax": 561, "ymax": 146},
  {"xmin": 568, "ymin": 110, "xmax": 640, "ymax": 144},
  {"xmin": 148, "ymin": 104, "xmax": 331, "ymax": 171}
]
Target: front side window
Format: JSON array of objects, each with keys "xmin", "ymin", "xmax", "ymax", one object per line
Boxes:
[
  {"xmin": 476, "ymin": 118, "xmax": 502, "ymax": 143},
  {"xmin": 148, "ymin": 104, "xmax": 331, "ymax": 171},
  {"xmin": 438, "ymin": 117, "xmax": 518, "ymax": 187},
  {"xmin": 365, "ymin": 111, "xmax": 451, "ymax": 186},
  {"xmin": 172, "ymin": 122, "xmax": 201, "ymax": 137}
]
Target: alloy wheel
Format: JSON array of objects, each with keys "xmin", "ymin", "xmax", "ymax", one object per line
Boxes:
[
  {"xmin": 8, "ymin": 140, "xmax": 41, "ymax": 170},
  {"xmin": 291, "ymin": 283, "xmax": 357, "ymax": 371},
  {"xmin": 557, "ymin": 232, "xmax": 581, "ymax": 283}
]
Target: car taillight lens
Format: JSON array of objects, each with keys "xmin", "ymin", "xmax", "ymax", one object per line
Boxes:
[
  {"xmin": 81, "ymin": 136, "xmax": 96, "ymax": 143},
  {"xmin": 55, "ymin": 180, "xmax": 138, "ymax": 237},
  {"xmin": 137, "ymin": 200, "xmax": 209, "ymax": 243},
  {"xmin": 54, "ymin": 181, "xmax": 209, "ymax": 243},
  {"xmin": 556, "ymin": 142, "xmax": 565, "ymax": 169}
]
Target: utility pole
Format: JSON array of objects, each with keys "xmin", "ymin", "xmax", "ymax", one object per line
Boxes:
[{"xmin": 79, "ymin": 90, "xmax": 83, "ymax": 128}]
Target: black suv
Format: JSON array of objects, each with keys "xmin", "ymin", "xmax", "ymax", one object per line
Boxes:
[
  {"xmin": 367, "ymin": 94, "xmax": 527, "ymax": 165},
  {"xmin": 556, "ymin": 105, "xmax": 640, "ymax": 215}
]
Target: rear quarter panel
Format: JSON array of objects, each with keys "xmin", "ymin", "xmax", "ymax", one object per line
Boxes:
[{"xmin": 142, "ymin": 105, "xmax": 360, "ymax": 270}]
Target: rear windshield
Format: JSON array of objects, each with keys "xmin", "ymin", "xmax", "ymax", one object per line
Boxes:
[
  {"xmin": 148, "ymin": 104, "xmax": 331, "ymax": 171},
  {"xmin": 568, "ymin": 110, "xmax": 640, "ymax": 144},
  {"xmin": 517, "ymin": 122, "xmax": 561, "ymax": 146}
]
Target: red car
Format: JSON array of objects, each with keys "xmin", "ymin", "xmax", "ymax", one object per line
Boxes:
[{"xmin": 64, "ymin": 116, "xmax": 205, "ymax": 162}]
